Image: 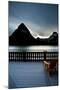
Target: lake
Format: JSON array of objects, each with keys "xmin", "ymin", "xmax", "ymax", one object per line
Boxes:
[{"xmin": 9, "ymin": 46, "xmax": 58, "ymax": 52}]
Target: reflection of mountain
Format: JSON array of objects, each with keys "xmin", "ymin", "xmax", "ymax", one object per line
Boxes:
[{"xmin": 9, "ymin": 23, "xmax": 58, "ymax": 46}]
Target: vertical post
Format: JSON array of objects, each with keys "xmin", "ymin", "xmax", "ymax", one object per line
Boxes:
[
  {"xmin": 44, "ymin": 51, "xmax": 47, "ymax": 61},
  {"xmin": 23, "ymin": 52, "xmax": 26, "ymax": 62}
]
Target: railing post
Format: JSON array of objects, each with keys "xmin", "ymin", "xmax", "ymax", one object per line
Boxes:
[
  {"xmin": 23, "ymin": 52, "xmax": 26, "ymax": 62},
  {"xmin": 44, "ymin": 51, "xmax": 47, "ymax": 61}
]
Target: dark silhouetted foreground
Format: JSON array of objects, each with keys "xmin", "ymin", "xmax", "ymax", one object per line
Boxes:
[{"xmin": 9, "ymin": 23, "xmax": 58, "ymax": 46}]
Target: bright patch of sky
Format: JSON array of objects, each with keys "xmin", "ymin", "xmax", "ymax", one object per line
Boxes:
[{"xmin": 9, "ymin": 1, "xmax": 58, "ymax": 38}]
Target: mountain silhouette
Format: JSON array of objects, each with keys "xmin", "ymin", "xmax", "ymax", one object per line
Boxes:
[
  {"xmin": 48, "ymin": 32, "xmax": 58, "ymax": 45},
  {"xmin": 9, "ymin": 23, "xmax": 58, "ymax": 46},
  {"xmin": 9, "ymin": 23, "xmax": 36, "ymax": 45}
]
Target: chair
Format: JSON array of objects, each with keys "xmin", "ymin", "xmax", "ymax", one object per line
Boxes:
[{"xmin": 43, "ymin": 60, "xmax": 58, "ymax": 75}]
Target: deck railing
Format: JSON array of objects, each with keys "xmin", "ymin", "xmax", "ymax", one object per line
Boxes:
[{"xmin": 9, "ymin": 51, "xmax": 58, "ymax": 62}]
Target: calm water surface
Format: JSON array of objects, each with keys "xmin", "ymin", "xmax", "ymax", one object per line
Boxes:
[{"xmin": 9, "ymin": 46, "xmax": 58, "ymax": 52}]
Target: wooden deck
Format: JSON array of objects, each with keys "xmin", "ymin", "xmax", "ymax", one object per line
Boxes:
[{"xmin": 9, "ymin": 62, "xmax": 58, "ymax": 89}]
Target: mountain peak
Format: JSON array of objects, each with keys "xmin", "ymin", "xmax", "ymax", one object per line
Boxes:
[
  {"xmin": 17, "ymin": 23, "xmax": 30, "ymax": 34},
  {"xmin": 53, "ymin": 32, "xmax": 58, "ymax": 34},
  {"xmin": 20, "ymin": 23, "xmax": 25, "ymax": 26},
  {"xmin": 9, "ymin": 23, "xmax": 58, "ymax": 46},
  {"xmin": 53, "ymin": 32, "xmax": 58, "ymax": 36},
  {"xmin": 18, "ymin": 23, "xmax": 27, "ymax": 29},
  {"xmin": 9, "ymin": 22, "xmax": 36, "ymax": 45},
  {"xmin": 18, "ymin": 23, "xmax": 25, "ymax": 28},
  {"xmin": 50, "ymin": 32, "xmax": 58, "ymax": 38}
]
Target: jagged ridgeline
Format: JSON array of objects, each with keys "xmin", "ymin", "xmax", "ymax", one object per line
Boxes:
[{"xmin": 9, "ymin": 23, "xmax": 58, "ymax": 46}]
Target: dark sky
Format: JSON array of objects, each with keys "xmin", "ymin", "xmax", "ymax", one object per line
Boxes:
[{"xmin": 9, "ymin": 1, "xmax": 58, "ymax": 38}]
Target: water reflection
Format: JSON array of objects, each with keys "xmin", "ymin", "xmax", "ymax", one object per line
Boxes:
[{"xmin": 9, "ymin": 46, "xmax": 58, "ymax": 52}]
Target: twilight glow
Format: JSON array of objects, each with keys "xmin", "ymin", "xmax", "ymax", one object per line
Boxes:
[{"xmin": 9, "ymin": 1, "xmax": 58, "ymax": 38}]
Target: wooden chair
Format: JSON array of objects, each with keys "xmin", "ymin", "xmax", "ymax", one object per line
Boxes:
[{"xmin": 43, "ymin": 60, "xmax": 58, "ymax": 75}]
